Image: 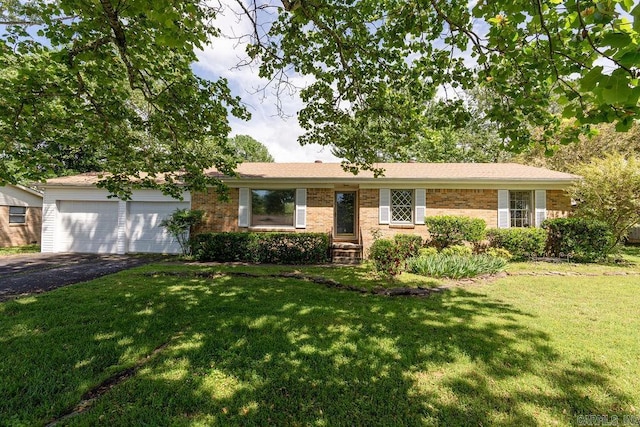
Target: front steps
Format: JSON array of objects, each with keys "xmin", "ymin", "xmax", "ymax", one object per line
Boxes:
[{"xmin": 331, "ymin": 242, "xmax": 363, "ymax": 264}]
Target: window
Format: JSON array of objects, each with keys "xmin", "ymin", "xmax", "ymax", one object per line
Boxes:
[
  {"xmin": 251, "ymin": 189, "xmax": 295, "ymax": 227},
  {"xmin": 9, "ymin": 206, "xmax": 27, "ymax": 224},
  {"xmin": 391, "ymin": 189, "xmax": 413, "ymax": 224},
  {"xmin": 509, "ymin": 191, "xmax": 532, "ymax": 228}
]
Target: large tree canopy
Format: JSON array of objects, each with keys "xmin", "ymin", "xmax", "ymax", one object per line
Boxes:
[
  {"xmin": 1, "ymin": 0, "xmax": 247, "ymax": 198},
  {"xmin": 2, "ymin": 0, "xmax": 640, "ymax": 194},
  {"xmin": 249, "ymin": 0, "xmax": 640, "ymax": 174}
]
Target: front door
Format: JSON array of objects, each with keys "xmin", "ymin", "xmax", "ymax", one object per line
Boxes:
[{"xmin": 335, "ymin": 191, "xmax": 357, "ymax": 239}]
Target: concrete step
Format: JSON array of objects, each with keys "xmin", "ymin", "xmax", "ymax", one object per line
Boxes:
[
  {"xmin": 332, "ymin": 242, "xmax": 362, "ymax": 250},
  {"xmin": 332, "ymin": 257, "xmax": 362, "ymax": 265},
  {"xmin": 331, "ymin": 242, "xmax": 363, "ymax": 264}
]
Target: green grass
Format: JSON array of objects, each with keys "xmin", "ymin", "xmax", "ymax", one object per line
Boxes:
[
  {"xmin": 0, "ymin": 244, "xmax": 40, "ymax": 256},
  {"xmin": 1, "ymin": 258, "xmax": 639, "ymax": 426},
  {"xmin": 506, "ymin": 245, "xmax": 640, "ymax": 275}
]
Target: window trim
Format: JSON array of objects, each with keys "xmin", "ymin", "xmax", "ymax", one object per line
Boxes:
[
  {"xmin": 250, "ymin": 189, "xmax": 296, "ymax": 228},
  {"xmin": 390, "ymin": 189, "xmax": 414, "ymax": 225},
  {"xmin": 8, "ymin": 206, "xmax": 27, "ymax": 225},
  {"xmin": 238, "ymin": 188, "xmax": 306, "ymax": 230},
  {"xmin": 509, "ymin": 190, "xmax": 533, "ymax": 228}
]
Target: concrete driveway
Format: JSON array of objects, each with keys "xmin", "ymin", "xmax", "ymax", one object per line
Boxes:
[{"xmin": 0, "ymin": 253, "xmax": 158, "ymax": 301}]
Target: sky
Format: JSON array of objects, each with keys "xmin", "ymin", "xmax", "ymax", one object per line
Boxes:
[{"xmin": 193, "ymin": 3, "xmax": 341, "ymax": 163}]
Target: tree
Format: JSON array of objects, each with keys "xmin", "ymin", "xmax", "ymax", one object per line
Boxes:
[
  {"xmin": 363, "ymin": 91, "xmax": 514, "ymax": 163},
  {"xmin": 569, "ymin": 154, "xmax": 640, "ymax": 246},
  {"xmin": 1, "ymin": 1, "xmax": 247, "ymax": 199},
  {"xmin": 518, "ymin": 122, "xmax": 640, "ymax": 173},
  {"xmin": 250, "ymin": 0, "xmax": 640, "ymax": 172},
  {"xmin": 2, "ymin": 1, "xmax": 640, "ymax": 191},
  {"xmin": 227, "ymin": 135, "xmax": 274, "ymax": 162}
]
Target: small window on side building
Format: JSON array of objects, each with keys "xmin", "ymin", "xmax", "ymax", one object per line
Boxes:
[{"xmin": 9, "ymin": 206, "xmax": 27, "ymax": 224}]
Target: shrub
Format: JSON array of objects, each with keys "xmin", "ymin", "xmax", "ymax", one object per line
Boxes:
[
  {"xmin": 252, "ymin": 233, "xmax": 330, "ymax": 264},
  {"xmin": 393, "ymin": 234, "xmax": 423, "ymax": 260},
  {"xmin": 441, "ymin": 244, "xmax": 473, "ymax": 257},
  {"xmin": 369, "ymin": 239, "xmax": 403, "ymax": 278},
  {"xmin": 543, "ymin": 217, "xmax": 614, "ymax": 262},
  {"xmin": 407, "ymin": 254, "xmax": 507, "ymax": 279},
  {"xmin": 190, "ymin": 232, "xmax": 259, "ymax": 262},
  {"xmin": 486, "ymin": 247, "xmax": 513, "ymax": 261},
  {"xmin": 486, "ymin": 228, "xmax": 546, "ymax": 261},
  {"xmin": 191, "ymin": 232, "xmax": 329, "ymax": 264},
  {"xmin": 160, "ymin": 209, "xmax": 204, "ymax": 255},
  {"xmin": 425, "ymin": 216, "xmax": 486, "ymax": 249},
  {"xmin": 570, "ymin": 154, "xmax": 640, "ymax": 246},
  {"xmin": 418, "ymin": 247, "xmax": 438, "ymax": 257}
]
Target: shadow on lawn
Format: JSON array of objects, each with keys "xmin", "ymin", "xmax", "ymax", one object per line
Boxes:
[{"xmin": 0, "ymin": 271, "xmax": 633, "ymax": 425}]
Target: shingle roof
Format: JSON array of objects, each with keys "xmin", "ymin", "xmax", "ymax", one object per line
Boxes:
[
  {"xmin": 44, "ymin": 163, "xmax": 578, "ymax": 186},
  {"xmin": 206, "ymin": 162, "xmax": 577, "ymax": 181}
]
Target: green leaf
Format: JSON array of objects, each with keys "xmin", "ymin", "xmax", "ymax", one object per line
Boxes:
[
  {"xmin": 601, "ymin": 32, "xmax": 631, "ymax": 49},
  {"xmin": 580, "ymin": 66, "xmax": 604, "ymax": 91},
  {"xmin": 622, "ymin": 0, "xmax": 635, "ymax": 12},
  {"xmin": 632, "ymin": 3, "xmax": 640, "ymax": 32},
  {"xmin": 618, "ymin": 50, "xmax": 640, "ymax": 68},
  {"xmin": 601, "ymin": 70, "xmax": 631, "ymax": 104}
]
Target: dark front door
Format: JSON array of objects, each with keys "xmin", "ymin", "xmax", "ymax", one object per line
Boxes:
[{"xmin": 335, "ymin": 191, "xmax": 357, "ymax": 238}]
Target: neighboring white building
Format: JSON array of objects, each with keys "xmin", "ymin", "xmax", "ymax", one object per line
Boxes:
[{"xmin": 41, "ymin": 174, "xmax": 189, "ymax": 254}]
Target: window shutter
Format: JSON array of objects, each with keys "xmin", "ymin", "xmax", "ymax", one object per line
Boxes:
[
  {"xmin": 535, "ymin": 190, "xmax": 547, "ymax": 227},
  {"xmin": 238, "ymin": 188, "xmax": 250, "ymax": 227},
  {"xmin": 414, "ymin": 188, "xmax": 426, "ymax": 225},
  {"xmin": 295, "ymin": 188, "xmax": 307, "ymax": 229},
  {"xmin": 498, "ymin": 190, "xmax": 510, "ymax": 228},
  {"xmin": 379, "ymin": 188, "xmax": 390, "ymax": 224}
]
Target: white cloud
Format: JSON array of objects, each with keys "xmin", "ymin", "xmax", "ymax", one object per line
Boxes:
[{"xmin": 194, "ymin": 1, "xmax": 340, "ymax": 163}]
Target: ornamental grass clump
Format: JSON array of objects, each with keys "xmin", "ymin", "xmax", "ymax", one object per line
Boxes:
[{"xmin": 407, "ymin": 253, "xmax": 508, "ymax": 279}]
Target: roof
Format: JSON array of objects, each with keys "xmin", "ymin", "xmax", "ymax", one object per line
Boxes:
[
  {"xmin": 206, "ymin": 162, "xmax": 577, "ymax": 181},
  {"xmin": 0, "ymin": 184, "xmax": 43, "ymax": 207},
  {"xmin": 43, "ymin": 163, "xmax": 579, "ymax": 188}
]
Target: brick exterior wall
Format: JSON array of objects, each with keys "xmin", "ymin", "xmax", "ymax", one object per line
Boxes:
[
  {"xmin": 426, "ymin": 189, "xmax": 498, "ymax": 226},
  {"xmin": 192, "ymin": 187, "xmax": 574, "ymax": 255},
  {"xmin": 0, "ymin": 206, "xmax": 42, "ymax": 247},
  {"xmin": 305, "ymin": 188, "xmax": 334, "ymax": 234},
  {"xmin": 546, "ymin": 190, "xmax": 572, "ymax": 219},
  {"xmin": 192, "ymin": 188, "xmax": 241, "ymax": 234}
]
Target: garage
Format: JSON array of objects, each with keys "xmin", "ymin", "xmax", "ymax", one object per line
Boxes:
[
  {"xmin": 41, "ymin": 182, "xmax": 192, "ymax": 254},
  {"xmin": 57, "ymin": 201, "xmax": 120, "ymax": 253},
  {"xmin": 127, "ymin": 201, "xmax": 190, "ymax": 253}
]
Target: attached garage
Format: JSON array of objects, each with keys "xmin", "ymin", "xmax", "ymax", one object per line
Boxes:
[
  {"xmin": 127, "ymin": 201, "xmax": 189, "ymax": 253},
  {"xmin": 57, "ymin": 201, "xmax": 120, "ymax": 253},
  {"xmin": 41, "ymin": 181, "xmax": 191, "ymax": 254}
]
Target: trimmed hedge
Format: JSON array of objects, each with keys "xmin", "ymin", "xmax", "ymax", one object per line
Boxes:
[
  {"xmin": 486, "ymin": 228, "xmax": 547, "ymax": 261},
  {"xmin": 190, "ymin": 232, "xmax": 330, "ymax": 264},
  {"xmin": 543, "ymin": 217, "xmax": 613, "ymax": 262},
  {"xmin": 425, "ymin": 216, "xmax": 486, "ymax": 249}
]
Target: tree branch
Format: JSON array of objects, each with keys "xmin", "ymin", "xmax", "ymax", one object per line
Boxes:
[{"xmin": 575, "ymin": 0, "xmax": 634, "ymax": 77}]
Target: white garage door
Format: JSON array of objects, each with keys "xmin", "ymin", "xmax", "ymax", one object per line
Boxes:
[
  {"xmin": 127, "ymin": 202, "xmax": 190, "ymax": 253},
  {"xmin": 57, "ymin": 201, "xmax": 120, "ymax": 253}
]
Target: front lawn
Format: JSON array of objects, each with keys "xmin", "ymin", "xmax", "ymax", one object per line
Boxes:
[{"xmin": 1, "ymin": 259, "xmax": 639, "ymax": 426}]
